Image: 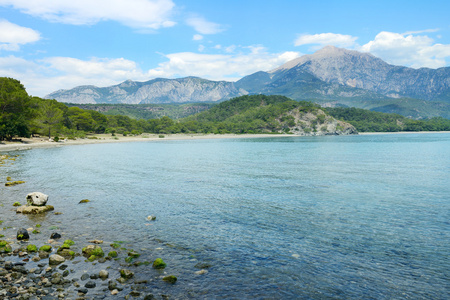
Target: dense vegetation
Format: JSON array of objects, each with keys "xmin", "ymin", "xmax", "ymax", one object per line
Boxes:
[
  {"xmin": 66, "ymin": 103, "xmax": 213, "ymax": 120},
  {"xmin": 1, "ymin": 77, "xmax": 449, "ymax": 141},
  {"xmin": 184, "ymin": 95, "xmax": 324, "ymax": 134},
  {"xmin": 326, "ymin": 107, "xmax": 450, "ymax": 132}
]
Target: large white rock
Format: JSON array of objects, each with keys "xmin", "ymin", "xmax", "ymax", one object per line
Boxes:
[{"xmin": 26, "ymin": 192, "xmax": 48, "ymax": 206}]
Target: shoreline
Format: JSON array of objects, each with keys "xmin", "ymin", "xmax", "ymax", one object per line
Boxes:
[
  {"xmin": 0, "ymin": 133, "xmax": 294, "ymax": 152},
  {"xmin": 1, "ymin": 131, "xmax": 449, "ymax": 152}
]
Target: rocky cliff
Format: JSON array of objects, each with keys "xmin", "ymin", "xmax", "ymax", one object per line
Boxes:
[{"xmin": 47, "ymin": 77, "xmax": 246, "ymax": 104}]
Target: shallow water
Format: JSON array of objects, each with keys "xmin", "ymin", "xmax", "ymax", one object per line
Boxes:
[{"xmin": 1, "ymin": 133, "xmax": 449, "ymax": 299}]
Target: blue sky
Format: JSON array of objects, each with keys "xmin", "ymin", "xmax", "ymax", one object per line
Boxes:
[{"xmin": 1, "ymin": 0, "xmax": 449, "ymax": 97}]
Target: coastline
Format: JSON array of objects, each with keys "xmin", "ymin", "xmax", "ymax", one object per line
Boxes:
[
  {"xmin": 0, "ymin": 133, "xmax": 289, "ymax": 152},
  {"xmin": 1, "ymin": 131, "xmax": 449, "ymax": 152}
]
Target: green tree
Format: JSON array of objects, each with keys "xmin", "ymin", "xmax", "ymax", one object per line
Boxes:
[
  {"xmin": 36, "ymin": 99, "xmax": 64, "ymax": 138},
  {"xmin": 0, "ymin": 77, "xmax": 33, "ymax": 140}
]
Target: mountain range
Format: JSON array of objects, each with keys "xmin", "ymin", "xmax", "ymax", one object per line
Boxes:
[{"xmin": 46, "ymin": 46, "xmax": 450, "ymax": 119}]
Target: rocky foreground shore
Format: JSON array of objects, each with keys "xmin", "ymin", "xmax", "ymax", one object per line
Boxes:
[
  {"xmin": 0, "ymin": 189, "xmax": 180, "ymax": 299},
  {"xmin": 0, "ymin": 231, "xmax": 178, "ymax": 300}
]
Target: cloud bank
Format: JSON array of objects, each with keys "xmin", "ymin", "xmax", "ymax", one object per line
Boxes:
[
  {"xmin": 0, "ymin": 47, "xmax": 300, "ymax": 96},
  {"xmin": 0, "ymin": 0, "xmax": 176, "ymax": 29},
  {"xmin": 360, "ymin": 31, "xmax": 450, "ymax": 68}
]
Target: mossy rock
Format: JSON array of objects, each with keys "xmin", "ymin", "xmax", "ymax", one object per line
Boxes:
[
  {"xmin": 110, "ymin": 243, "xmax": 121, "ymax": 249},
  {"xmin": 32, "ymin": 229, "xmax": 40, "ymax": 234},
  {"xmin": 88, "ymin": 255, "xmax": 96, "ymax": 262},
  {"xmin": 39, "ymin": 245, "xmax": 52, "ymax": 252},
  {"xmin": 13, "ymin": 202, "xmax": 21, "ymax": 206},
  {"xmin": 108, "ymin": 251, "xmax": 118, "ymax": 258},
  {"xmin": 58, "ymin": 244, "xmax": 71, "ymax": 251},
  {"xmin": 6, "ymin": 176, "xmax": 12, "ymax": 181},
  {"xmin": 128, "ymin": 251, "xmax": 140, "ymax": 258},
  {"xmin": 16, "ymin": 205, "xmax": 54, "ymax": 214},
  {"xmin": 64, "ymin": 239, "xmax": 75, "ymax": 246},
  {"xmin": 82, "ymin": 245, "xmax": 104, "ymax": 258},
  {"xmin": 0, "ymin": 240, "xmax": 12, "ymax": 253},
  {"xmin": 79, "ymin": 199, "xmax": 90, "ymax": 204},
  {"xmin": 57, "ymin": 249, "xmax": 76, "ymax": 259},
  {"xmin": 163, "ymin": 275, "xmax": 177, "ymax": 284},
  {"xmin": 27, "ymin": 244, "xmax": 38, "ymax": 252},
  {"xmin": 5, "ymin": 181, "xmax": 25, "ymax": 186},
  {"xmin": 119, "ymin": 269, "xmax": 134, "ymax": 279},
  {"xmin": 152, "ymin": 258, "xmax": 167, "ymax": 269}
]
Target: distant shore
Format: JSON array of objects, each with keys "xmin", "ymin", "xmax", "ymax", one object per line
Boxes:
[
  {"xmin": 0, "ymin": 133, "xmax": 287, "ymax": 151},
  {"xmin": 1, "ymin": 131, "xmax": 449, "ymax": 152}
]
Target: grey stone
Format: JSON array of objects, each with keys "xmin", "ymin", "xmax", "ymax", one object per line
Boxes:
[
  {"xmin": 26, "ymin": 192, "xmax": 49, "ymax": 206},
  {"xmin": 85, "ymin": 281, "xmax": 96, "ymax": 288},
  {"xmin": 48, "ymin": 254, "xmax": 65, "ymax": 265}
]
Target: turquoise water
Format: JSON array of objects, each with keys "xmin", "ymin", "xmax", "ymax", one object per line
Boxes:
[{"xmin": 1, "ymin": 133, "xmax": 449, "ymax": 299}]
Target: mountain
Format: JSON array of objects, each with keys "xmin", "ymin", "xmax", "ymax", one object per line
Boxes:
[
  {"xmin": 237, "ymin": 46, "xmax": 450, "ymax": 103},
  {"xmin": 46, "ymin": 46, "xmax": 450, "ymax": 119},
  {"xmin": 46, "ymin": 77, "xmax": 246, "ymax": 104}
]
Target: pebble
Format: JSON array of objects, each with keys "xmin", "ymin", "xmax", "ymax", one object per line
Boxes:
[{"xmin": 85, "ymin": 280, "xmax": 96, "ymax": 288}]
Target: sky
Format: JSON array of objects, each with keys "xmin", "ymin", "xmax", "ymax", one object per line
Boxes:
[{"xmin": 1, "ymin": 0, "xmax": 450, "ymax": 97}]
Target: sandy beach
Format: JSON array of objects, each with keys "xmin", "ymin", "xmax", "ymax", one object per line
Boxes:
[
  {"xmin": 1, "ymin": 131, "xmax": 449, "ymax": 152},
  {"xmin": 0, "ymin": 133, "xmax": 290, "ymax": 152}
]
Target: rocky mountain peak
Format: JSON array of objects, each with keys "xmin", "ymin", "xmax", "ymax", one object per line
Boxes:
[{"xmin": 270, "ymin": 46, "xmax": 381, "ymax": 74}]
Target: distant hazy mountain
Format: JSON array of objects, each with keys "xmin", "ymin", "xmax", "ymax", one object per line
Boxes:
[
  {"xmin": 46, "ymin": 46, "xmax": 450, "ymax": 118},
  {"xmin": 46, "ymin": 77, "xmax": 246, "ymax": 104}
]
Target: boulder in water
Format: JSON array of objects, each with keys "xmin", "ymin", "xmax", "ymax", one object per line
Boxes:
[
  {"xmin": 26, "ymin": 192, "xmax": 48, "ymax": 206},
  {"xmin": 16, "ymin": 205, "xmax": 54, "ymax": 214},
  {"xmin": 17, "ymin": 228, "xmax": 30, "ymax": 240}
]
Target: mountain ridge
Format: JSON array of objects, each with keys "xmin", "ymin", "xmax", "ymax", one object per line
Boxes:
[{"xmin": 46, "ymin": 46, "xmax": 450, "ymax": 118}]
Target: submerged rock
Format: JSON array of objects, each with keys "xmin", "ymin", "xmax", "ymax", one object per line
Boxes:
[
  {"xmin": 120, "ymin": 269, "xmax": 134, "ymax": 279},
  {"xmin": 163, "ymin": 275, "xmax": 177, "ymax": 284},
  {"xmin": 17, "ymin": 228, "xmax": 30, "ymax": 240},
  {"xmin": 50, "ymin": 232, "xmax": 62, "ymax": 239},
  {"xmin": 26, "ymin": 192, "xmax": 49, "ymax": 206},
  {"xmin": 152, "ymin": 258, "xmax": 167, "ymax": 269},
  {"xmin": 82, "ymin": 245, "xmax": 104, "ymax": 260},
  {"xmin": 5, "ymin": 180, "xmax": 25, "ymax": 186},
  {"xmin": 16, "ymin": 205, "xmax": 54, "ymax": 214},
  {"xmin": 0, "ymin": 240, "xmax": 12, "ymax": 253}
]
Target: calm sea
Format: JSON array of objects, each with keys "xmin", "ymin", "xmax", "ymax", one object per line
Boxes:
[{"xmin": 1, "ymin": 133, "xmax": 449, "ymax": 299}]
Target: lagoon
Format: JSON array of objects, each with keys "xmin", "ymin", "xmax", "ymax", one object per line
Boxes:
[{"xmin": 1, "ymin": 133, "xmax": 449, "ymax": 298}]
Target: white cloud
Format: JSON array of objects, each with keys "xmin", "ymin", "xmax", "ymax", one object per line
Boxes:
[
  {"xmin": 294, "ymin": 33, "xmax": 358, "ymax": 48},
  {"xmin": 0, "ymin": 0, "xmax": 176, "ymax": 29},
  {"xmin": 360, "ymin": 31, "xmax": 450, "ymax": 68},
  {"xmin": 0, "ymin": 55, "xmax": 149, "ymax": 96},
  {"xmin": 147, "ymin": 47, "xmax": 301, "ymax": 81},
  {"xmin": 186, "ymin": 16, "xmax": 225, "ymax": 35},
  {"xmin": 193, "ymin": 34, "xmax": 203, "ymax": 41},
  {"xmin": 0, "ymin": 19, "xmax": 41, "ymax": 51}
]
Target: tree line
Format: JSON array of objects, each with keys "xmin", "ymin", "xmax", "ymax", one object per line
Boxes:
[
  {"xmin": 2, "ymin": 77, "xmax": 450, "ymax": 141},
  {"xmin": 325, "ymin": 107, "xmax": 450, "ymax": 132}
]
